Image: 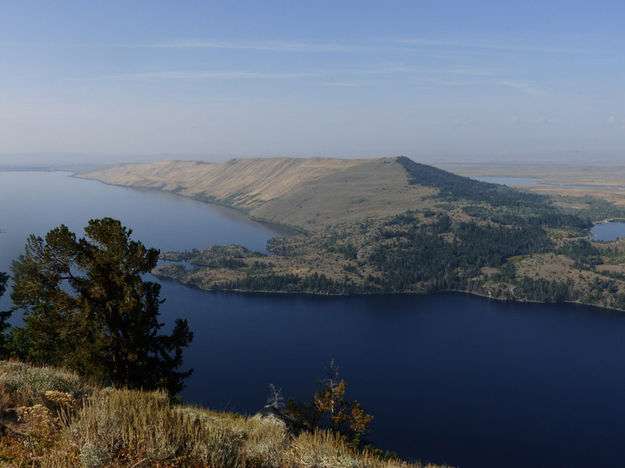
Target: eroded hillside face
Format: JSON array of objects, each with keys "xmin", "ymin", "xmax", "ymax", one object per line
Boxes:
[{"xmin": 80, "ymin": 157, "xmax": 437, "ymax": 231}]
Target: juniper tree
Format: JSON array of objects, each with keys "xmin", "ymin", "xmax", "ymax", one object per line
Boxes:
[{"xmin": 10, "ymin": 218, "xmax": 193, "ymax": 395}]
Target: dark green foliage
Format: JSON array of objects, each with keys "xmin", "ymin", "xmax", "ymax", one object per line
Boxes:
[
  {"xmin": 555, "ymin": 195, "xmax": 625, "ymax": 222},
  {"xmin": 10, "ymin": 218, "xmax": 193, "ymax": 395},
  {"xmin": 556, "ymin": 239, "xmax": 603, "ymax": 269},
  {"xmin": 598, "ymin": 270, "xmax": 625, "ymax": 282},
  {"xmin": 0, "ymin": 272, "xmax": 10, "ymax": 357},
  {"xmin": 266, "ymin": 237, "xmax": 296, "ymax": 256},
  {"xmin": 613, "ymin": 293, "xmax": 625, "ymax": 310},
  {"xmin": 335, "ymin": 243, "xmax": 358, "ymax": 260},
  {"xmin": 0, "ymin": 273, "xmax": 6, "ymax": 298},
  {"xmin": 166, "ymin": 245, "xmax": 263, "ymax": 269},
  {"xmin": 491, "ymin": 262, "xmax": 517, "ymax": 282},
  {"xmin": 462, "ymin": 206, "xmax": 591, "ymax": 229},
  {"xmin": 584, "ymin": 277, "xmax": 620, "ymax": 302},
  {"xmin": 284, "ymin": 398, "xmax": 320, "ymax": 432},
  {"xmin": 397, "ymin": 156, "xmax": 546, "ymax": 206},
  {"xmin": 224, "ymin": 272, "xmax": 367, "ymax": 294},
  {"xmin": 371, "ymin": 212, "xmax": 553, "ymax": 291},
  {"xmin": 516, "ymin": 277, "xmax": 579, "ymax": 303}
]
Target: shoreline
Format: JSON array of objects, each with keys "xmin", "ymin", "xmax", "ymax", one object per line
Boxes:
[
  {"xmin": 153, "ymin": 272, "xmax": 625, "ymax": 314},
  {"xmin": 73, "ymin": 173, "xmax": 307, "ymax": 236},
  {"xmin": 80, "ymin": 172, "xmax": 625, "ymax": 315}
]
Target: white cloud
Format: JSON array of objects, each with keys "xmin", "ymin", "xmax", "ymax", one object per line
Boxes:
[
  {"xmin": 90, "ymin": 65, "xmax": 501, "ymax": 83},
  {"xmin": 432, "ymin": 68, "xmax": 498, "ymax": 77},
  {"xmin": 5, "ymin": 36, "xmax": 595, "ymax": 58},
  {"xmin": 398, "ymin": 38, "xmax": 586, "ymax": 55},
  {"xmin": 96, "ymin": 70, "xmax": 321, "ymax": 81},
  {"xmin": 149, "ymin": 37, "xmax": 590, "ymax": 56},
  {"xmin": 317, "ymin": 81, "xmax": 363, "ymax": 87},
  {"xmin": 607, "ymin": 115, "xmax": 617, "ymax": 125},
  {"xmin": 149, "ymin": 39, "xmax": 381, "ymax": 53}
]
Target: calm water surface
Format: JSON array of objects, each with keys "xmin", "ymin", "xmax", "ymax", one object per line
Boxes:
[
  {"xmin": 475, "ymin": 176, "xmax": 541, "ymax": 186},
  {"xmin": 591, "ymin": 221, "xmax": 625, "ymax": 241},
  {"xmin": 2, "ymin": 171, "xmax": 625, "ymax": 468},
  {"xmin": 0, "ymin": 171, "xmax": 282, "ymax": 315}
]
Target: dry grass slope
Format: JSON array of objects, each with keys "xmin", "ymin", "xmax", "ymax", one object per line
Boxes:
[
  {"xmin": 79, "ymin": 158, "xmax": 437, "ymax": 231},
  {"xmin": 0, "ymin": 361, "xmax": 452, "ymax": 468}
]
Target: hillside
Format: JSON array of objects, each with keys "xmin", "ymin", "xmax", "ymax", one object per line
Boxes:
[
  {"xmin": 0, "ymin": 360, "xmax": 450, "ymax": 467},
  {"xmin": 80, "ymin": 157, "xmax": 454, "ymax": 231},
  {"xmin": 83, "ymin": 156, "xmax": 625, "ymax": 311}
]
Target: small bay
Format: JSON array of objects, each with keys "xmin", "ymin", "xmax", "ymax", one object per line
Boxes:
[{"xmin": 590, "ymin": 221, "xmax": 625, "ymax": 241}]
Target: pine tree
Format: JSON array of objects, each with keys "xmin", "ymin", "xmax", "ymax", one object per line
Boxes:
[
  {"xmin": 0, "ymin": 272, "xmax": 10, "ymax": 356},
  {"xmin": 0, "ymin": 273, "xmax": 6, "ymax": 298},
  {"xmin": 10, "ymin": 218, "xmax": 193, "ymax": 395}
]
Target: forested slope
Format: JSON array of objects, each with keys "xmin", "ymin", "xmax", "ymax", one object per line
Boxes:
[{"xmin": 84, "ymin": 156, "xmax": 625, "ymax": 310}]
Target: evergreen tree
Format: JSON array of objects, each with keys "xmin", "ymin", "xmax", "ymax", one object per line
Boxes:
[
  {"xmin": 10, "ymin": 218, "xmax": 193, "ymax": 395},
  {"xmin": 0, "ymin": 272, "xmax": 10, "ymax": 356},
  {"xmin": 0, "ymin": 272, "xmax": 6, "ymax": 297}
]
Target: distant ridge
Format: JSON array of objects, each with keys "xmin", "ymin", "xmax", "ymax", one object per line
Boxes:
[
  {"xmin": 80, "ymin": 157, "xmax": 435, "ymax": 230},
  {"xmin": 80, "ymin": 156, "xmax": 543, "ymax": 231}
]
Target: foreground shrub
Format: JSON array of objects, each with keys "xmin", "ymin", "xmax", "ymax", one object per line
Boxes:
[{"xmin": 0, "ymin": 360, "xmax": 452, "ymax": 468}]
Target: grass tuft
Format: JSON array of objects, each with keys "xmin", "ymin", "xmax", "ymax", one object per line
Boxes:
[{"xmin": 0, "ymin": 360, "xmax": 453, "ymax": 467}]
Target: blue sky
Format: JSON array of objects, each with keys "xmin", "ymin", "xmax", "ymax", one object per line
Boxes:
[{"xmin": 0, "ymin": 1, "xmax": 624, "ymax": 162}]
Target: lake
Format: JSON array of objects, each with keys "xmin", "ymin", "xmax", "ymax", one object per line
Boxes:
[
  {"xmin": 2, "ymin": 171, "xmax": 625, "ymax": 468},
  {"xmin": 475, "ymin": 176, "xmax": 541, "ymax": 186},
  {"xmin": 591, "ymin": 221, "xmax": 625, "ymax": 241}
]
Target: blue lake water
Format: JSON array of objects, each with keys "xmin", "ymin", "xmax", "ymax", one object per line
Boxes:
[
  {"xmin": 2, "ymin": 171, "xmax": 625, "ymax": 468},
  {"xmin": 590, "ymin": 221, "xmax": 625, "ymax": 241},
  {"xmin": 475, "ymin": 176, "xmax": 541, "ymax": 186}
]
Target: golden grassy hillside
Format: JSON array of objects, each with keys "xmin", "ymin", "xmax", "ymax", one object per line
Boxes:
[
  {"xmin": 79, "ymin": 158, "xmax": 436, "ymax": 231},
  {"xmin": 0, "ymin": 361, "xmax": 451, "ymax": 467}
]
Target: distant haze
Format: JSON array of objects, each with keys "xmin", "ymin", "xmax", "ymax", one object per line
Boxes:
[{"xmin": 0, "ymin": 1, "xmax": 624, "ymax": 164}]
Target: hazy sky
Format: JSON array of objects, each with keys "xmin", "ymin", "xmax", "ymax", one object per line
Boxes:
[{"xmin": 1, "ymin": 1, "xmax": 624, "ymax": 162}]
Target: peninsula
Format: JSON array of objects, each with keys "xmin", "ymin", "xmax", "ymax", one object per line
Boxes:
[{"xmin": 80, "ymin": 157, "xmax": 625, "ymax": 311}]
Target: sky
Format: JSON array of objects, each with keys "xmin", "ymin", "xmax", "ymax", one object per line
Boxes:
[{"xmin": 0, "ymin": 1, "xmax": 624, "ymax": 163}]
